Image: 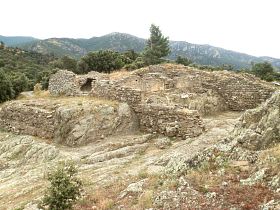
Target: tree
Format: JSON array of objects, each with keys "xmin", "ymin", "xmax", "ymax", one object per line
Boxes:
[
  {"xmin": 176, "ymin": 56, "xmax": 192, "ymax": 66},
  {"xmin": 50, "ymin": 56, "xmax": 77, "ymax": 73},
  {"xmin": 42, "ymin": 162, "xmax": 82, "ymax": 210},
  {"xmin": 0, "ymin": 41, "xmax": 4, "ymax": 49},
  {"xmin": 143, "ymin": 24, "xmax": 170, "ymax": 65},
  {"xmin": 251, "ymin": 61, "xmax": 274, "ymax": 81},
  {"xmin": 0, "ymin": 69, "xmax": 14, "ymax": 103},
  {"xmin": 78, "ymin": 50, "xmax": 125, "ymax": 73},
  {"xmin": 8, "ymin": 72, "xmax": 29, "ymax": 96}
]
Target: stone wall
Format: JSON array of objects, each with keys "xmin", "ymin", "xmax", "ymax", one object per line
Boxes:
[
  {"xmin": 0, "ymin": 100, "xmax": 55, "ymax": 138},
  {"xmin": 130, "ymin": 65, "xmax": 276, "ymax": 111},
  {"xmin": 49, "ymin": 65, "xmax": 275, "ymax": 113},
  {"xmin": 48, "ymin": 70, "xmax": 79, "ymax": 96},
  {"xmin": 90, "ymin": 80, "xmax": 142, "ymax": 108},
  {"xmin": 200, "ymin": 71, "xmax": 274, "ymax": 111},
  {"xmin": 134, "ymin": 104, "xmax": 204, "ymax": 138},
  {"xmin": 48, "ymin": 70, "xmax": 108, "ymax": 96},
  {"xmin": 47, "ymin": 64, "xmax": 276, "ymax": 139},
  {"xmin": 0, "ymin": 99, "xmax": 138, "ymax": 146}
]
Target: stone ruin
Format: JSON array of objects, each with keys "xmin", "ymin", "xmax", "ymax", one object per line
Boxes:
[{"xmin": 47, "ymin": 64, "xmax": 276, "ymax": 140}]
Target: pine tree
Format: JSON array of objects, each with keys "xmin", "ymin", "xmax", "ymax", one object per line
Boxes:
[{"xmin": 143, "ymin": 24, "xmax": 170, "ymax": 65}]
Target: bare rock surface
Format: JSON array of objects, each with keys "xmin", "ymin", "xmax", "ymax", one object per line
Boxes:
[
  {"xmin": 231, "ymin": 91, "xmax": 280, "ymax": 150},
  {"xmin": 0, "ymin": 110, "xmax": 241, "ymax": 209}
]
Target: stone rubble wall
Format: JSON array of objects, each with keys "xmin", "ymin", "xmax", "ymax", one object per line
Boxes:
[
  {"xmin": 132, "ymin": 65, "xmax": 276, "ymax": 111},
  {"xmin": 134, "ymin": 104, "xmax": 204, "ymax": 138},
  {"xmin": 0, "ymin": 99, "xmax": 137, "ymax": 146},
  {"xmin": 48, "ymin": 65, "xmax": 275, "ymax": 112},
  {"xmin": 200, "ymin": 71, "xmax": 274, "ymax": 111},
  {"xmin": 46, "ymin": 64, "xmax": 276, "ymax": 140},
  {"xmin": 90, "ymin": 80, "xmax": 142, "ymax": 108},
  {"xmin": 48, "ymin": 70, "xmax": 79, "ymax": 96},
  {"xmin": 0, "ymin": 101, "xmax": 55, "ymax": 139},
  {"xmin": 48, "ymin": 70, "xmax": 108, "ymax": 96}
]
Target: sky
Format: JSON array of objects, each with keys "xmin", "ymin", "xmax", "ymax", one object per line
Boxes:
[{"xmin": 1, "ymin": 0, "xmax": 280, "ymax": 58}]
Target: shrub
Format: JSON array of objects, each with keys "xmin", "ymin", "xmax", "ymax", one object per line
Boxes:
[
  {"xmin": 251, "ymin": 62, "xmax": 274, "ymax": 81},
  {"xmin": 0, "ymin": 69, "xmax": 14, "ymax": 103},
  {"xmin": 176, "ymin": 56, "xmax": 192, "ymax": 66},
  {"xmin": 124, "ymin": 56, "xmax": 146, "ymax": 70},
  {"xmin": 78, "ymin": 50, "xmax": 125, "ymax": 74},
  {"xmin": 42, "ymin": 162, "xmax": 82, "ymax": 210}
]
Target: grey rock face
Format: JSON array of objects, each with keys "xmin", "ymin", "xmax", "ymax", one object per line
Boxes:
[{"xmin": 230, "ymin": 91, "xmax": 280, "ymax": 150}]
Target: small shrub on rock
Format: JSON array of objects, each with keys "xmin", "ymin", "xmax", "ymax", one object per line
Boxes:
[{"xmin": 42, "ymin": 161, "xmax": 82, "ymax": 210}]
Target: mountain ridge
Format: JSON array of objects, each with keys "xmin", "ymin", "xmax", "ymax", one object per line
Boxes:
[{"xmin": 1, "ymin": 33, "xmax": 280, "ymax": 70}]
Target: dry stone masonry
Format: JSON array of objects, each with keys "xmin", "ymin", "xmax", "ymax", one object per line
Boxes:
[
  {"xmin": 0, "ymin": 100, "xmax": 55, "ymax": 139},
  {"xmin": 0, "ymin": 99, "xmax": 137, "ymax": 146},
  {"xmin": 47, "ymin": 64, "xmax": 276, "ymax": 140},
  {"xmin": 135, "ymin": 104, "xmax": 204, "ymax": 138}
]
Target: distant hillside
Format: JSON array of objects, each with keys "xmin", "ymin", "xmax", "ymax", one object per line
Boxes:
[
  {"xmin": 4, "ymin": 33, "xmax": 280, "ymax": 70},
  {"xmin": 169, "ymin": 42, "xmax": 280, "ymax": 70},
  {"xmin": 0, "ymin": 45, "xmax": 57, "ymax": 91},
  {"xmin": 0, "ymin": 35, "xmax": 38, "ymax": 46}
]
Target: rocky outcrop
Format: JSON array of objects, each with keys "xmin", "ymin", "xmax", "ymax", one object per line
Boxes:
[
  {"xmin": 230, "ymin": 91, "xmax": 280, "ymax": 150},
  {"xmin": 0, "ymin": 99, "xmax": 138, "ymax": 146},
  {"xmin": 55, "ymin": 102, "xmax": 138, "ymax": 146}
]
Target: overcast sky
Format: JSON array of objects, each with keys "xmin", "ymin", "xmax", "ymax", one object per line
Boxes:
[{"xmin": 1, "ymin": 0, "xmax": 279, "ymax": 58}]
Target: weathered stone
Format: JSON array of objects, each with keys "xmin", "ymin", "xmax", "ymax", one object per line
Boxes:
[
  {"xmin": 0, "ymin": 99, "xmax": 138, "ymax": 146},
  {"xmin": 47, "ymin": 64, "xmax": 275, "ymax": 140},
  {"xmin": 135, "ymin": 104, "xmax": 204, "ymax": 138},
  {"xmin": 154, "ymin": 137, "xmax": 172, "ymax": 149},
  {"xmin": 230, "ymin": 91, "xmax": 280, "ymax": 150},
  {"xmin": 119, "ymin": 179, "xmax": 147, "ymax": 199}
]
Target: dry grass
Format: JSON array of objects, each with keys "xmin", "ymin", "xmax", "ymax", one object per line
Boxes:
[
  {"xmin": 109, "ymin": 69, "xmax": 131, "ymax": 80},
  {"xmin": 186, "ymin": 169, "xmax": 222, "ymax": 193},
  {"xmin": 184, "ymin": 159, "xmax": 280, "ymax": 209},
  {"xmin": 16, "ymin": 90, "xmax": 50, "ymax": 100},
  {"xmin": 75, "ymin": 178, "xmax": 129, "ymax": 210},
  {"xmin": 137, "ymin": 190, "xmax": 154, "ymax": 209},
  {"xmin": 16, "ymin": 93, "xmax": 119, "ymax": 108}
]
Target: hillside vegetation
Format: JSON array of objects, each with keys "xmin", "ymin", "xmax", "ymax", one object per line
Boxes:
[
  {"xmin": 2, "ymin": 33, "xmax": 280, "ymax": 70},
  {"xmin": 0, "ymin": 44, "xmax": 57, "ymax": 102}
]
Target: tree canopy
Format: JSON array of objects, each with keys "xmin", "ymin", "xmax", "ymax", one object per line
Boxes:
[
  {"xmin": 0, "ymin": 69, "xmax": 14, "ymax": 103},
  {"xmin": 143, "ymin": 24, "xmax": 170, "ymax": 65},
  {"xmin": 251, "ymin": 62, "xmax": 274, "ymax": 81}
]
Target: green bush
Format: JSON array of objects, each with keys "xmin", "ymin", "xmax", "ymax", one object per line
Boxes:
[
  {"xmin": 0, "ymin": 69, "xmax": 14, "ymax": 103},
  {"xmin": 176, "ymin": 56, "xmax": 192, "ymax": 66},
  {"xmin": 251, "ymin": 62, "xmax": 274, "ymax": 81},
  {"xmin": 78, "ymin": 50, "xmax": 125, "ymax": 74},
  {"xmin": 42, "ymin": 162, "xmax": 82, "ymax": 210},
  {"xmin": 124, "ymin": 56, "xmax": 146, "ymax": 70}
]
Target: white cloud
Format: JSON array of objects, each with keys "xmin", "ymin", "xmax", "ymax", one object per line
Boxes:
[{"xmin": 1, "ymin": 0, "xmax": 280, "ymax": 58}]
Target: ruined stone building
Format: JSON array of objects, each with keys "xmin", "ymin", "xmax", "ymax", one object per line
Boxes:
[{"xmin": 47, "ymin": 64, "xmax": 276, "ymax": 140}]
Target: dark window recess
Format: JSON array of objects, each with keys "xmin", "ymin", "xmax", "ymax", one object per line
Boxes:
[{"xmin": 80, "ymin": 78, "xmax": 94, "ymax": 92}]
